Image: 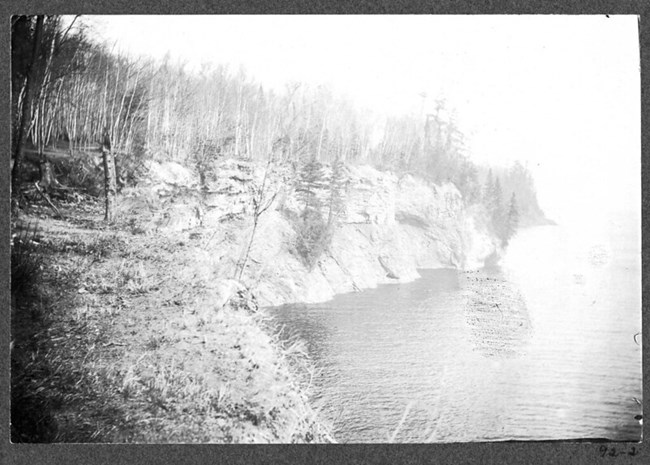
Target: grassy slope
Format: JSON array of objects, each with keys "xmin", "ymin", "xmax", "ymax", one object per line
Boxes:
[{"xmin": 11, "ymin": 199, "xmax": 331, "ymax": 443}]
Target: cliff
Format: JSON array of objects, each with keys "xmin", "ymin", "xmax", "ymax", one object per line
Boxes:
[
  {"xmin": 118, "ymin": 159, "xmax": 501, "ymax": 307},
  {"xmin": 11, "ymin": 158, "xmax": 501, "ymax": 442}
]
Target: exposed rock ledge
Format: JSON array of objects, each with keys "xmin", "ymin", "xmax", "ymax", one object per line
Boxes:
[{"xmin": 119, "ymin": 159, "xmax": 500, "ymax": 307}]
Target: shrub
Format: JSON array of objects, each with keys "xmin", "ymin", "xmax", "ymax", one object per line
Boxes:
[
  {"xmin": 116, "ymin": 152, "xmax": 150, "ymax": 188},
  {"xmin": 294, "ymin": 209, "xmax": 332, "ymax": 271},
  {"xmin": 53, "ymin": 151, "xmax": 149, "ymax": 197},
  {"xmin": 53, "ymin": 152, "xmax": 104, "ymax": 197}
]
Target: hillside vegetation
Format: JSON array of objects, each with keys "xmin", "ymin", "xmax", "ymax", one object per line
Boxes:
[{"xmin": 10, "ymin": 15, "xmax": 549, "ymax": 443}]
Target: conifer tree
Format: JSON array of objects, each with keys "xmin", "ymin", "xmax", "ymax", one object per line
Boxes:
[
  {"xmin": 483, "ymin": 169, "xmax": 494, "ymax": 208},
  {"xmin": 492, "ymin": 177, "xmax": 504, "ymax": 221},
  {"xmin": 493, "ymin": 176, "xmax": 503, "ymax": 209},
  {"xmin": 327, "ymin": 157, "xmax": 348, "ymax": 226},
  {"xmin": 295, "ymin": 158, "xmax": 327, "ymax": 216},
  {"xmin": 293, "ymin": 157, "xmax": 332, "ymax": 270},
  {"xmin": 505, "ymin": 192, "xmax": 520, "ymax": 244},
  {"xmin": 487, "ymin": 175, "xmax": 507, "ymax": 242}
]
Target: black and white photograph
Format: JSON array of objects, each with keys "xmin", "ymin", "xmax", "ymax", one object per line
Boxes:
[{"xmin": 9, "ymin": 15, "xmax": 642, "ymax": 445}]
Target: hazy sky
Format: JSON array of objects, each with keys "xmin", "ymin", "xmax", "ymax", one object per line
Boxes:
[{"xmin": 85, "ymin": 15, "xmax": 640, "ymax": 222}]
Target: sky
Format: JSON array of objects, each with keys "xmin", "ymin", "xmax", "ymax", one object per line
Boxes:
[{"xmin": 82, "ymin": 15, "xmax": 640, "ymax": 224}]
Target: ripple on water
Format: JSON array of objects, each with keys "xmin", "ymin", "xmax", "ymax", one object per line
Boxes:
[{"xmin": 269, "ymin": 223, "xmax": 642, "ymax": 443}]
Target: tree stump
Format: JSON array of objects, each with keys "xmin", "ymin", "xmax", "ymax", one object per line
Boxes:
[{"xmin": 102, "ymin": 133, "xmax": 117, "ymax": 222}]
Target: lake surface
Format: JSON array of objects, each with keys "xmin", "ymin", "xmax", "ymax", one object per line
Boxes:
[{"xmin": 270, "ymin": 216, "xmax": 642, "ymax": 443}]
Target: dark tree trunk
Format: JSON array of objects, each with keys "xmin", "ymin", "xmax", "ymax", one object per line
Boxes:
[
  {"xmin": 11, "ymin": 15, "xmax": 44, "ymax": 205},
  {"xmin": 198, "ymin": 166, "xmax": 207, "ymax": 188},
  {"xmin": 114, "ymin": 153, "xmax": 124, "ymax": 192},
  {"xmin": 102, "ymin": 131, "xmax": 117, "ymax": 222}
]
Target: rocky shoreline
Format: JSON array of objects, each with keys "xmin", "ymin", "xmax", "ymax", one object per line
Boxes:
[
  {"xmin": 11, "ymin": 158, "xmax": 504, "ymax": 443},
  {"xmin": 119, "ymin": 159, "xmax": 502, "ymax": 307}
]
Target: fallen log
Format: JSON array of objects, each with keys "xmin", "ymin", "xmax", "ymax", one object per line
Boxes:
[{"xmin": 34, "ymin": 181, "xmax": 64, "ymax": 219}]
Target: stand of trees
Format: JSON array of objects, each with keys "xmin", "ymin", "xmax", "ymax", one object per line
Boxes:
[
  {"xmin": 371, "ymin": 99, "xmax": 482, "ymax": 205},
  {"xmin": 483, "ymin": 169, "xmax": 520, "ymax": 246},
  {"xmin": 11, "ymin": 15, "xmax": 546, "ymax": 237},
  {"xmin": 293, "ymin": 157, "xmax": 348, "ymax": 270}
]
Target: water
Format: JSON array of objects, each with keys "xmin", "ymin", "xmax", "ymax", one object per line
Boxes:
[{"xmin": 270, "ymin": 216, "xmax": 642, "ymax": 443}]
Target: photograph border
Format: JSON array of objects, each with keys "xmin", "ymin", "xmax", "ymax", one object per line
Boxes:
[{"xmin": 1, "ymin": 1, "xmax": 647, "ymax": 464}]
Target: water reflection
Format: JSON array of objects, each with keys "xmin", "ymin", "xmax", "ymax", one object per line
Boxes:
[
  {"xmin": 269, "ymin": 223, "xmax": 641, "ymax": 443},
  {"xmin": 462, "ymin": 267, "xmax": 532, "ymax": 358}
]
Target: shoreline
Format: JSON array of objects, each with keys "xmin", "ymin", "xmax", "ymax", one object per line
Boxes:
[
  {"xmin": 11, "ymin": 203, "xmax": 334, "ymax": 443},
  {"xmin": 10, "ymin": 162, "xmax": 512, "ymax": 443}
]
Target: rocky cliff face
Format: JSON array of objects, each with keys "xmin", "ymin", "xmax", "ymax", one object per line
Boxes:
[{"xmin": 119, "ymin": 159, "xmax": 500, "ymax": 307}]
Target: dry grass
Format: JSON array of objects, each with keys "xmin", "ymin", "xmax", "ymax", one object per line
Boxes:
[
  {"xmin": 387, "ymin": 400, "xmax": 445, "ymax": 443},
  {"xmin": 11, "ymin": 223, "xmax": 43, "ymax": 295},
  {"xmin": 11, "ymin": 200, "xmax": 333, "ymax": 443}
]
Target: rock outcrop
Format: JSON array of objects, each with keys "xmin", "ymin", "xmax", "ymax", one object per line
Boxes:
[{"xmin": 120, "ymin": 159, "xmax": 500, "ymax": 307}]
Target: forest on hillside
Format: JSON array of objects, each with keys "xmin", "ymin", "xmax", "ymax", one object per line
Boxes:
[{"xmin": 11, "ymin": 15, "xmax": 548, "ymax": 244}]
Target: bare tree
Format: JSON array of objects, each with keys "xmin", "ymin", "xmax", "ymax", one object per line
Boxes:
[
  {"xmin": 234, "ymin": 155, "xmax": 279, "ymax": 281},
  {"xmin": 11, "ymin": 15, "xmax": 44, "ymax": 207}
]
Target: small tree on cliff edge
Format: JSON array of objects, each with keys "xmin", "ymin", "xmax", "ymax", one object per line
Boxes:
[
  {"xmin": 295, "ymin": 158, "xmax": 327, "ymax": 216},
  {"xmin": 235, "ymin": 154, "xmax": 278, "ymax": 281},
  {"xmin": 491, "ymin": 176, "xmax": 504, "ymax": 227},
  {"xmin": 293, "ymin": 158, "xmax": 334, "ymax": 270},
  {"xmin": 504, "ymin": 192, "xmax": 520, "ymax": 245},
  {"xmin": 483, "ymin": 170, "xmax": 502, "ymax": 234},
  {"xmin": 327, "ymin": 157, "xmax": 348, "ymax": 227}
]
